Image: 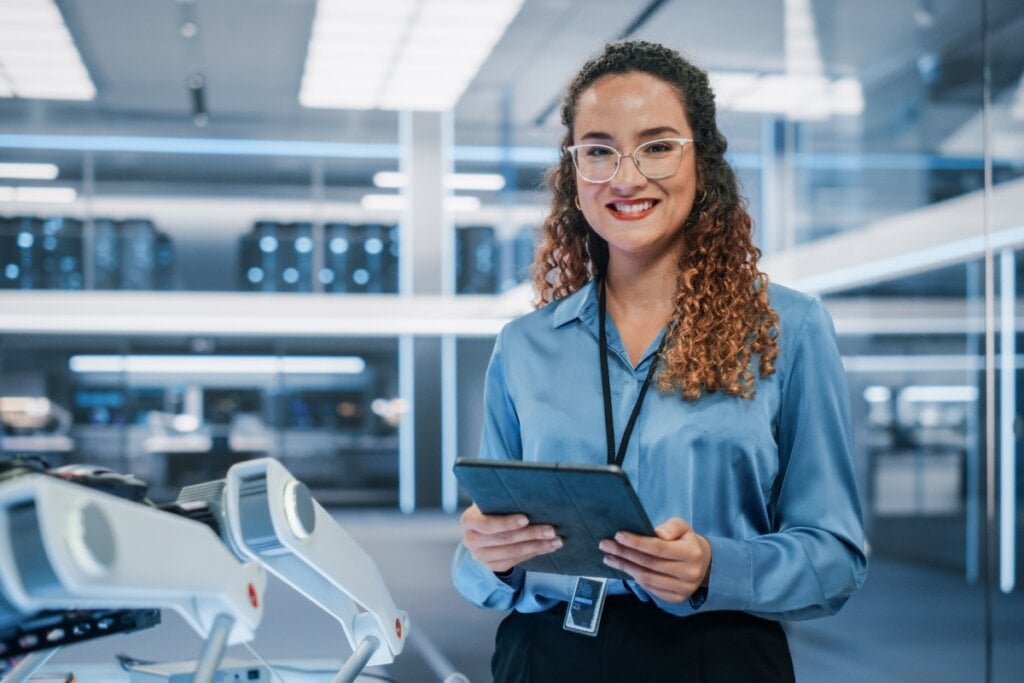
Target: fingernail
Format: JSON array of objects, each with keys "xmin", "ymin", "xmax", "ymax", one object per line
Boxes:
[
  {"xmin": 598, "ymin": 541, "xmax": 610, "ymax": 551},
  {"xmin": 602, "ymin": 556, "xmax": 614, "ymax": 566},
  {"xmin": 614, "ymin": 533, "xmax": 625, "ymax": 543},
  {"xmin": 542, "ymin": 528, "xmax": 555, "ymax": 539},
  {"xmin": 551, "ymin": 538, "xmax": 563, "ymax": 549},
  {"xmin": 516, "ymin": 516, "xmax": 528, "ymax": 527}
]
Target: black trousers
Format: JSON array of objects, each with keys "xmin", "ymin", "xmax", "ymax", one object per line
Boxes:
[{"xmin": 492, "ymin": 595, "xmax": 795, "ymax": 683}]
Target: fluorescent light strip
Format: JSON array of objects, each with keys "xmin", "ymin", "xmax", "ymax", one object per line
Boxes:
[
  {"xmin": 1, "ymin": 311, "xmax": 512, "ymax": 337},
  {"xmin": 862, "ymin": 385, "xmax": 893, "ymax": 403},
  {"xmin": 899, "ymin": 385, "xmax": 979, "ymax": 403},
  {"xmin": 0, "ymin": 134, "xmax": 564, "ymax": 165},
  {"xmin": 0, "ymin": 0, "xmax": 96, "ymax": 101},
  {"xmin": 784, "ymin": 0, "xmax": 824, "ymax": 76},
  {"xmin": 0, "ymin": 185, "xmax": 77, "ymax": 203},
  {"xmin": 373, "ymin": 171, "xmax": 505, "ymax": 191},
  {"xmin": 711, "ymin": 71, "xmax": 863, "ymax": 120},
  {"xmin": 300, "ymin": 0, "xmax": 526, "ymax": 111},
  {"xmin": 0, "ymin": 162, "xmax": 59, "ymax": 179},
  {"xmin": 68, "ymin": 355, "xmax": 366, "ymax": 375}
]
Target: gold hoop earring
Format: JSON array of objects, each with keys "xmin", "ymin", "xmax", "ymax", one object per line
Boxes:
[{"xmin": 574, "ymin": 195, "xmax": 582, "ymax": 211}]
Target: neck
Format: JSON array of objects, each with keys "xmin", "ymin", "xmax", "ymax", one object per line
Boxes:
[{"xmin": 603, "ymin": 250, "xmax": 680, "ymax": 320}]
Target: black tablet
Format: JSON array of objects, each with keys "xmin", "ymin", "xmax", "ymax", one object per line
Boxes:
[{"xmin": 453, "ymin": 458, "xmax": 655, "ymax": 579}]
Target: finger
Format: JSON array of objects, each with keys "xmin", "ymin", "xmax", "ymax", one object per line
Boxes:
[
  {"xmin": 461, "ymin": 505, "xmax": 529, "ymax": 534},
  {"xmin": 601, "ymin": 539, "xmax": 706, "ymax": 586},
  {"xmin": 603, "ymin": 554, "xmax": 702, "ymax": 597},
  {"xmin": 474, "ymin": 536, "xmax": 563, "ymax": 568},
  {"xmin": 655, "ymin": 517, "xmax": 691, "ymax": 540},
  {"xmin": 466, "ymin": 524, "xmax": 558, "ymax": 550},
  {"xmin": 644, "ymin": 586, "xmax": 689, "ymax": 603},
  {"xmin": 603, "ymin": 551, "xmax": 694, "ymax": 587},
  {"xmin": 601, "ymin": 536, "xmax": 695, "ymax": 564}
]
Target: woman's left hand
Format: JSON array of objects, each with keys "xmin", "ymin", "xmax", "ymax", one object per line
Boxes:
[{"xmin": 598, "ymin": 517, "xmax": 712, "ymax": 603}]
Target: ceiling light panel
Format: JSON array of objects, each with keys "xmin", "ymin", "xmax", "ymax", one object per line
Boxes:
[
  {"xmin": 0, "ymin": 186, "xmax": 78, "ymax": 203},
  {"xmin": 0, "ymin": 162, "xmax": 59, "ymax": 180},
  {"xmin": 0, "ymin": 0, "xmax": 96, "ymax": 101},
  {"xmin": 373, "ymin": 171, "xmax": 505, "ymax": 190},
  {"xmin": 301, "ymin": 0, "xmax": 525, "ymax": 111}
]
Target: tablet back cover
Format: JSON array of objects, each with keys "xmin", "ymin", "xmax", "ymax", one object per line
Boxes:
[{"xmin": 454, "ymin": 460, "xmax": 654, "ymax": 579}]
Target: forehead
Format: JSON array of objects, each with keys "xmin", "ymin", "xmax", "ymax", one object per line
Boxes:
[{"xmin": 573, "ymin": 71, "xmax": 690, "ymax": 137}]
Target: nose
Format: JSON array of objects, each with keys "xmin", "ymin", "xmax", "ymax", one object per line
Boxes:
[{"xmin": 610, "ymin": 153, "xmax": 645, "ymax": 191}]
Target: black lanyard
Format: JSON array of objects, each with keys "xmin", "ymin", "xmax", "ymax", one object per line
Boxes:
[{"xmin": 598, "ymin": 278, "xmax": 668, "ymax": 468}]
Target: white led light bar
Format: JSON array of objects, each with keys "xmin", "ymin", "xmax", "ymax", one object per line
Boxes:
[
  {"xmin": 706, "ymin": 0, "xmax": 863, "ymax": 121},
  {"xmin": 300, "ymin": 0, "xmax": 525, "ymax": 111},
  {"xmin": 710, "ymin": 71, "xmax": 864, "ymax": 120},
  {"xmin": 373, "ymin": 171, "xmax": 505, "ymax": 191},
  {"xmin": 0, "ymin": 0, "xmax": 96, "ymax": 101},
  {"xmin": 0, "ymin": 162, "xmax": 59, "ymax": 180},
  {"xmin": 68, "ymin": 355, "xmax": 367, "ymax": 375},
  {"xmin": 0, "ymin": 185, "xmax": 77, "ymax": 203}
]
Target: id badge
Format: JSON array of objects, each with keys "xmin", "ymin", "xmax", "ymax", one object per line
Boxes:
[{"xmin": 563, "ymin": 576, "xmax": 608, "ymax": 637}]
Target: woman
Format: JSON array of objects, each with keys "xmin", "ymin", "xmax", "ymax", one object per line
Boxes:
[{"xmin": 452, "ymin": 40, "xmax": 867, "ymax": 682}]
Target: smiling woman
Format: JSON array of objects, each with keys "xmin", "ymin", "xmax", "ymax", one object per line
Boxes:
[{"xmin": 452, "ymin": 40, "xmax": 867, "ymax": 683}]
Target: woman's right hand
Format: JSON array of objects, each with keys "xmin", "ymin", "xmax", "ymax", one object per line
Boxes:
[{"xmin": 460, "ymin": 504, "xmax": 563, "ymax": 574}]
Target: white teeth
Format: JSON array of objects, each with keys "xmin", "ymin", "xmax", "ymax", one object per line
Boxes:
[{"xmin": 611, "ymin": 200, "xmax": 654, "ymax": 213}]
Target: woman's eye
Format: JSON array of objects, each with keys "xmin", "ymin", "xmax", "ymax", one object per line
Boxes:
[
  {"xmin": 585, "ymin": 146, "xmax": 615, "ymax": 159},
  {"xmin": 642, "ymin": 142, "xmax": 674, "ymax": 154}
]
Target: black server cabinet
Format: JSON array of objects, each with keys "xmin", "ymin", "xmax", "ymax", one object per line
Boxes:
[
  {"xmin": 239, "ymin": 221, "xmax": 313, "ymax": 293},
  {"xmin": 93, "ymin": 218, "xmax": 121, "ymax": 289},
  {"xmin": 275, "ymin": 221, "xmax": 314, "ymax": 293},
  {"xmin": 0, "ymin": 216, "xmax": 19, "ymax": 289},
  {"xmin": 325, "ymin": 223, "xmax": 398, "ymax": 294},
  {"xmin": 501, "ymin": 226, "xmax": 535, "ymax": 291},
  {"xmin": 1, "ymin": 216, "xmax": 43, "ymax": 289},
  {"xmin": 119, "ymin": 218, "xmax": 158, "ymax": 290},
  {"xmin": 456, "ymin": 225, "xmax": 498, "ymax": 294},
  {"xmin": 39, "ymin": 216, "xmax": 84, "ymax": 290}
]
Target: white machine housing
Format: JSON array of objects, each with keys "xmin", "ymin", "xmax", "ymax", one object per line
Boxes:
[
  {"xmin": 221, "ymin": 458, "xmax": 408, "ymax": 666},
  {"xmin": 0, "ymin": 473, "xmax": 266, "ymax": 644}
]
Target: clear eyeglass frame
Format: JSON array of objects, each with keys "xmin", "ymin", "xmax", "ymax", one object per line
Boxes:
[{"xmin": 565, "ymin": 136, "xmax": 694, "ymax": 183}]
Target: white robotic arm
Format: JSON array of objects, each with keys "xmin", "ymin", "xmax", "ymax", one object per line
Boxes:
[
  {"xmin": 0, "ymin": 474, "xmax": 266, "ymax": 645},
  {"xmin": 215, "ymin": 458, "xmax": 408, "ymax": 667}
]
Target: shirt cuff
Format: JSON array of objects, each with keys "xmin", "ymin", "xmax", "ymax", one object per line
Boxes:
[
  {"xmin": 496, "ymin": 566, "xmax": 525, "ymax": 590},
  {"xmin": 697, "ymin": 535, "xmax": 753, "ymax": 612}
]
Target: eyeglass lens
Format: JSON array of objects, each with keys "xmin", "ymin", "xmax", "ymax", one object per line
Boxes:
[{"xmin": 571, "ymin": 139, "xmax": 687, "ymax": 182}]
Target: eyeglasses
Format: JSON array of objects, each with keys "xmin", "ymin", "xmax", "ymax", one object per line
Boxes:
[{"xmin": 566, "ymin": 137, "xmax": 694, "ymax": 183}]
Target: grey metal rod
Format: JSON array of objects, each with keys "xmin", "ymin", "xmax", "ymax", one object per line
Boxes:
[
  {"xmin": 192, "ymin": 613, "xmax": 234, "ymax": 683},
  {"xmin": 332, "ymin": 635, "xmax": 380, "ymax": 683},
  {"xmin": 1, "ymin": 647, "xmax": 59, "ymax": 683}
]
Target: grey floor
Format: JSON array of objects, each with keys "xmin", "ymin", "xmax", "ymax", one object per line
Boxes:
[{"xmin": 45, "ymin": 510, "xmax": 1024, "ymax": 682}]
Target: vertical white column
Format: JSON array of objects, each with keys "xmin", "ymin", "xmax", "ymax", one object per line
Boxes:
[
  {"xmin": 999, "ymin": 248, "xmax": 1016, "ymax": 593},
  {"xmin": 441, "ymin": 334, "xmax": 458, "ymax": 513},
  {"xmin": 398, "ymin": 110, "xmax": 453, "ymax": 513},
  {"xmin": 398, "ymin": 334, "xmax": 415, "ymax": 514}
]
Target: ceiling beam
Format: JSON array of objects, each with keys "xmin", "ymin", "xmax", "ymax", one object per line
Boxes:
[{"xmin": 762, "ymin": 175, "xmax": 1024, "ymax": 295}]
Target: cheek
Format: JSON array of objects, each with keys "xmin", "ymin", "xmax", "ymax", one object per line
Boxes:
[{"xmin": 577, "ymin": 182, "xmax": 603, "ymax": 218}]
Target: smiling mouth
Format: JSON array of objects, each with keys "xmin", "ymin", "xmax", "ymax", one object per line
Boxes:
[{"xmin": 606, "ymin": 199, "xmax": 657, "ymax": 219}]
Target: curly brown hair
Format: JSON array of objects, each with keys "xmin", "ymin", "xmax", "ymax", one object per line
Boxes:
[{"xmin": 532, "ymin": 40, "xmax": 779, "ymax": 400}]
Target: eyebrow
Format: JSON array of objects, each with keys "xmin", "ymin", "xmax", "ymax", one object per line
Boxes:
[{"xmin": 578, "ymin": 125, "xmax": 683, "ymax": 142}]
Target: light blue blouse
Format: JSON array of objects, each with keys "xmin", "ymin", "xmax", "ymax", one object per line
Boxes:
[{"xmin": 451, "ymin": 280, "xmax": 867, "ymax": 621}]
